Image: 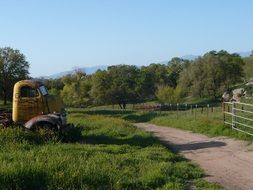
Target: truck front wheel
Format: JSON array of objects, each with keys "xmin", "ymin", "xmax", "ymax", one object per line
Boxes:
[{"xmin": 33, "ymin": 121, "xmax": 57, "ymax": 130}]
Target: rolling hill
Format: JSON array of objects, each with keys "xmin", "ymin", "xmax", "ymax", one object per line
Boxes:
[{"xmin": 44, "ymin": 52, "xmax": 253, "ymax": 79}]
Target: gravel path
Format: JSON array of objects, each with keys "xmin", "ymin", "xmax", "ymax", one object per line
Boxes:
[{"xmin": 135, "ymin": 123, "xmax": 253, "ymax": 190}]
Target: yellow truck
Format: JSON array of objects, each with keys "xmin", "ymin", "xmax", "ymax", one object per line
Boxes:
[{"xmin": 0, "ymin": 80, "xmax": 66, "ymax": 130}]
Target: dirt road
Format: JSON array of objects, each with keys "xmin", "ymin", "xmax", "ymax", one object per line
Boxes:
[{"xmin": 135, "ymin": 123, "xmax": 253, "ymax": 190}]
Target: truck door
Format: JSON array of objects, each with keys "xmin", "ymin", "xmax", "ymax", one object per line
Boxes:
[{"xmin": 18, "ymin": 86, "xmax": 40, "ymax": 122}]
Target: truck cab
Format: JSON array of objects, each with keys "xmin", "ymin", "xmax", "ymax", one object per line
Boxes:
[{"xmin": 12, "ymin": 80, "xmax": 66, "ymax": 130}]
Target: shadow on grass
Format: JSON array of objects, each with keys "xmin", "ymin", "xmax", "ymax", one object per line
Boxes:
[
  {"xmin": 122, "ymin": 112, "xmax": 159, "ymax": 123},
  {"xmin": 61, "ymin": 124, "xmax": 84, "ymax": 143},
  {"xmin": 69, "ymin": 109, "xmax": 135, "ymax": 117},
  {"xmin": 62, "ymin": 124, "xmax": 159, "ymax": 148},
  {"xmin": 0, "ymin": 170, "xmax": 48, "ymax": 190},
  {"xmin": 69, "ymin": 109, "xmax": 160, "ymax": 123},
  {"xmin": 165, "ymin": 141, "xmax": 226, "ymax": 153},
  {"xmin": 82, "ymin": 134, "xmax": 159, "ymax": 148}
]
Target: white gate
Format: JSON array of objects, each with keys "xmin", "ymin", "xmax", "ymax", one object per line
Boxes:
[{"xmin": 223, "ymin": 102, "xmax": 253, "ymax": 136}]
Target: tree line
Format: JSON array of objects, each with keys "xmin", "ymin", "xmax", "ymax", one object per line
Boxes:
[
  {"xmin": 0, "ymin": 47, "xmax": 250, "ymax": 107},
  {"xmin": 45, "ymin": 51, "xmax": 247, "ymax": 107}
]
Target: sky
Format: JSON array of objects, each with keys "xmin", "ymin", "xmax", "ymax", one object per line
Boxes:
[{"xmin": 0, "ymin": 0, "xmax": 253, "ymax": 77}]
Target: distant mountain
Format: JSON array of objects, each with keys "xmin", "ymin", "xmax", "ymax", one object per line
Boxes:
[
  {"xmin": 180, "ymin": 52, "xmax": 252, "ymax": 60},
  {"xmin": 180, "ymin": 55, "xmax": 199, "ymax": 60},
  {"xmin": 162, "ymin": 52, "xmax": 252, "ymax": 65},
  {"xmin": 159, "ymin": 60, "xmax": 169, "ymax": 64},
  {"xmin": 159, "ymin": 55, "xmax": 198, "ymax": 65},
  {"xmin": 43, "ymin": 51, "xmax": 252, "ymax": 79},
  {"xmin": 47, "ymin": 65, "xmax": 108, "ymax": 79},
  {"xmin": 238, "ymin": 51, "xmax": 252, "ymax": 57},
  {"xmin": 179, "ymin": 52, "xmax": 252, "ymax": 60}
]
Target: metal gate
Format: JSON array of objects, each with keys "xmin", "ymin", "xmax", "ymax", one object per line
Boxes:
[{"xmin": 223, "ymin": 102, "xmax": 253, "ymax": 136}]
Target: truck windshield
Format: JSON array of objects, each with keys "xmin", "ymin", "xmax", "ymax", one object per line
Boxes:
[{"xmin": 39, "ymin": 86, "xmax": 49, "ymax": 96}]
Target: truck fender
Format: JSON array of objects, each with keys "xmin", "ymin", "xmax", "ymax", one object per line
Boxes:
[{"xmin": 24, "ymin": 114, "xmax": 62, "ymax": 130}]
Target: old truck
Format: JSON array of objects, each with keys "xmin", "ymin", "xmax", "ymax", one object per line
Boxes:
[{"xmin": 0, "ymin": 80, "xmax": 66, "ymax": 130}]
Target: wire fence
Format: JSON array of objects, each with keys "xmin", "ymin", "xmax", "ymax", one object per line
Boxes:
[
  {"xmin": 91, "ymin": 102, "xmax": 222, "ymax": 120},
  {"xmin": 133, "ymin": 102, "xmax": 220, "ymax": 113},
  {"xmin": 103, "ymin": 101, "xmax": 253, "ymax": 136}
]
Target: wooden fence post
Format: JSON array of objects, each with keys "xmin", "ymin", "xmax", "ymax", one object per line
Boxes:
[
  {"xmin": 232, "ymin": 102, "xmax": 235, "ymax": 128},
  {"xmin": 195, "ymin": 104, "xmax": 198, "ymax": 119},
  {"xmin": 207, "ymin": 104, "xmax": 209, "ymax": 118},
  {"xmin": 177, "ymin": 103, "xmax": 179, "ymax": 118},
  {"xmin": 222, "ymin": 102, "xmax": 225, "ymax": 122}
]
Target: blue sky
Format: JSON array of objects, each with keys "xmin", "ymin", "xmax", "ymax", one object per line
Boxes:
[{"xmin": 0, "ymin": 0, "xmax": 253, "ymax": 77}]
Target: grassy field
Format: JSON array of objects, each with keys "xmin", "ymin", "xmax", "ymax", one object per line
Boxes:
[
  {"xmin": 0, "ymin": 110, "xmax": 220, "ymax": 189},
  {"xmin": 68, "ymin": 106, "xmax": 253, "ymax": 141},
  {"xmin": 149, "ymin": 110, "xmax": 253, "ymax": 141},
  {"xmin": 241, "ymin": 98, "xmax": 253, "ymax": 104}
]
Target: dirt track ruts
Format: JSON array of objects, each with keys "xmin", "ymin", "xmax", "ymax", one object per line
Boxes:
[{"xmin": 135, "ymin": 123, "xmax": 253, "ymax": 190}]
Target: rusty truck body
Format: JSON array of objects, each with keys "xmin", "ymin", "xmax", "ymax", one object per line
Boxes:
[{"xmin": 0, "ymin": 80, "xmax": 66, "ymax": 130}]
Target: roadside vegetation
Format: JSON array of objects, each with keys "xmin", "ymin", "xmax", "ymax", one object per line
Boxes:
[
  {"xmin": 69, "ymin": 106, "xmax": 253, "ymax": 142},
  {"xmin": 149, "ymin": 110, "xmax": 253, "ymax": 142},
  {"xmin": 241, "ymin": 98, "xmax": 253, "ymax": 104},
  {"xmin": 243, "ymin": 56, "xmax": 253, "ymax": 80},
  {"xmin": 42, "ymin": 50, "xmax": 252, "ymax": 108},
  {"xmin": 0, "ymin": 111, "xmax": 220, "ymax": 189}
]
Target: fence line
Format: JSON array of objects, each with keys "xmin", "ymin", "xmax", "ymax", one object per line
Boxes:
[
  {"xmin": 133, "ymin": 103, "xmax": 219, "ymax": 113},
  {"xmin": 223, "ymin": 102, "xmax": 253, "ymax": 136}
]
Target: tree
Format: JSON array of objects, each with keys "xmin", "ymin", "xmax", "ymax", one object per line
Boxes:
[
  {"xmin": 136, "ymin": 69, "xmax": 154, "ymax": 100},
  {"xmin": 90, "ymin": 70, "xmax": 114, "ymax": 105},
  {"xmin": 108, "ymin": 65, "xmax": 140, "ymax": 108},
  {"xmin": 0, "ymin": 47, "xmax": 29, "ymax": 104},
  {"xmin": 243, "ymin": 56, "xmax": 253, "ymax": 80},
  {"xmin": 156, "ymin": 85, "xmax": 183, "ymax": 104},
  {"xmin": 44, "ymin": 78, "xmax": 64, "ymax": 91},
  {"xmin": 91, "ymin": 65, "xmax": 140, "ymax": 109},
  {"xmin": 43, "ymin": 78, "xmax": 64, "ymax": 96},
  {"xmin": 250, "ymin": 50, "xmax": 253, "ymax": 57},
  {"xmin": 138, "ymin": 64, "xmax": 170, "ymax": 99},
  {"xmin": 90, "ymin": 62, "xmax": 188, "ymax": 106},
  {"xmin": 60, "ymin": 71, "xmax": 92, "ymax": 107},
  {"xmin": 137, "ymin": 60, "xmax": 187, "ymax": 100},
  {"xmin": 179, "ymin": 50, "xmax": 245, "ymax": 99},
  {"xmin": 167, "ymin": 57, "xmax": 190, "ymax": 88},
  {"xmin": 245, "ymin": 84, "xmax": 253, "ymax": 97}
]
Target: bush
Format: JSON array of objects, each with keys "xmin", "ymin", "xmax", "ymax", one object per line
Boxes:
[
  {"xmin": 156, "ymin": 85, "xmax": 183, "ymax": 104},
  {"xmin": 245, "ymin": 84, "xmax": 253, "ymax": 97}
]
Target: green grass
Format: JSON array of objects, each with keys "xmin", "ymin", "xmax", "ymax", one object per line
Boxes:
[
  {"xmin": 68, "ymin": 106, "xmax": 253, "ymax": 141},
  {"xmin": 241, "ymin": 98, "xmax": 253, "ymax": 104},
  {"xmin": 149, "ymin": 110, "xmax": 253, "ymax": 141},
  {"xmin": 87, "ymin": 104, "xmax": 136, "ymax": 110},
  {"xmin": 183, "ymin": 97, "xmax": 219, "ymax": 105},
  {"xmin": 0, "ymin": 111, "xmax": 220, "ymax": 189}
]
